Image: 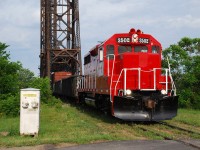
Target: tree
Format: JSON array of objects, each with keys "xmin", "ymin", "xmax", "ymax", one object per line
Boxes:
[
  {"xmin": 162, "ymin": 37, "xmax": 200, "ymax": 109},
  {"xmin": 0, "ymin": 42, "xmax": 22, "ymax": 95},
  {"xmin": 29, "ymin": 77, "xmax": 52, "ymax": 103},
  {"xmin": 0, "ymin": 43, "xmax": 9, "ymax": 59},
  {"xmin": 0, "ymin": 42, "xmax": 22, "ymax": 116},
  {"xmin": 18, "ymin": 68, "xmax": 35, "ymax": 89}
]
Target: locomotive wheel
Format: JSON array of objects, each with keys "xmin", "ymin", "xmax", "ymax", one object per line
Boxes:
[
  {"xmin": 78, "ymin": 92, "xmax": 85, "ymax": 105},
  {"xmin": 95, "ymin": 95, "xmax": 111, "ymax": 115}
]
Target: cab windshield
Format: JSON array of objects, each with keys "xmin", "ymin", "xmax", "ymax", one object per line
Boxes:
[
  {"xmin": 134, "ymin": 46, "xmax": 148, "ymax": 53},
  {"xmin": 118, "ymin": 46, "xmax": 132, "ymax": 54}
]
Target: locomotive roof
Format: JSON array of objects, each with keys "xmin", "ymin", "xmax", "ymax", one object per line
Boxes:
[{"xmin": 84, "ymin": 28, "xmax": 161, "ymax": 57}]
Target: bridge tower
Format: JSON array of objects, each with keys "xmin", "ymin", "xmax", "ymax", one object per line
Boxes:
[{"xmin": 40, "ymin": 0, "xmax": 82, "ymax": 78}]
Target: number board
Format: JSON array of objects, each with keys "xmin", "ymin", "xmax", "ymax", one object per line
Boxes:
[
  {"xmin": 117, "ymin": 37, "xmax": 150, "ymax": 44},
  {"xmin": 117, "ymin": 37, "xmax": 131, "ymax": 43},
  {"xmin": 138, "ymin": 38, "xmax": 149, "ymax": 44}
]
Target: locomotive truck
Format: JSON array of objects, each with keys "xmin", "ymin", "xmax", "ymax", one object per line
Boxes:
[{"xmin": 53, "ymin": 28, "xmax": 178, "ymax": 121}]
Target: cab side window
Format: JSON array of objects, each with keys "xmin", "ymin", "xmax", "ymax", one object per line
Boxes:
[
  {"xmin": 99, "ymin": 48, "xmax": 103, "ymax": 62},
  {"xmin": 152, "ymin": 46, "xmax": 160, "ymax": 54},
  {"xmin": 106, "ymin": 45, "xmax": 114, "ymax": 59},
  {"xmin": 84, "ymin": 55, "xmax": 91, "ymax": 65}
]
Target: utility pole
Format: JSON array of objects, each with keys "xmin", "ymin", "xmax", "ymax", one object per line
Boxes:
[{"xmin": 40, "ymin": 0, "xmax": 82, "ymax": 78}]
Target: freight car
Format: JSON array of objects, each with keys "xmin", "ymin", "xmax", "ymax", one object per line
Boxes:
[{"xmin": 53, "ymin": 28, "xmax": 178, "ymax": 121}]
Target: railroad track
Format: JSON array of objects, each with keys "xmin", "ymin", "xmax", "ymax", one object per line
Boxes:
[
  {"xmin": 158, "ymin": 121, "xmax": 200, "ymax": 136},
  {"xmin": 136, "ymin": 123, "xmax": 200, "ymax": 149}
]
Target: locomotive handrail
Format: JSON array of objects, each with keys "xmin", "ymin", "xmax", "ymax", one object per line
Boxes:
[
  {"xmin": 79, "ymin": 67, "xmax": 176, "ymax": 97},
  {"xmin": 114, "ymin": 67, "xmax": 176, "ymax": 96},
  {"xmin": 141, "ymin": 68, "xmax": 172, "ymax": 92},
  {"xmin": 154, "ymin": 68, "xmax": 176, "ymax": 96},
  {"xmin": 167, "ymin": 57, "xmax": 177, "ymax": 96},
  {"xmin": 114, "ymin": 68, "xmax": 141, "ymax": 95},
  {"xmin": 106, "ymin": 54, "xmax": 116, "ymax": 102},
  {"xmin": 169, "ymin": 74, "xmax": 176, "ymax": 96},
  {"xmin": 106, "ymin": 54, "xmax": 115, "ymax": 76},
  {"xmin": 79, "ymin": 75, "xmax": 96, "ymax": 90},
  {"xmin": 140, "ymin": 69, "xmax": 156, "ymax": 91}
]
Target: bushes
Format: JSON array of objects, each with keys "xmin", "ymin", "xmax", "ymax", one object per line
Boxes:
[
  {"xmin": 29, "ymin": 77, "xmax": 52, "ymax": 104},
  {"xmin": 29, "ymin": 77, "xmax": 63, "ymax": 108},
  {"xmin": 0, "ymin": 94, "xmax": 20, "ymax": 117},
  {"xmin": 0, "ymin": 77, "xmax": 62, "ymax": 117}
]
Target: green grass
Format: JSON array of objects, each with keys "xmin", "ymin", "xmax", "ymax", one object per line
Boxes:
[
  {"xmin": 0, "ymin": 103, "xmax": 143, "ymax": 147},
  {"xmin": 0, "ymin": 103, "xmax": 200, "ymax": 148},
  {"xmin": 171, "ymin": 109, "xmax": 200, "ymax": 126}
]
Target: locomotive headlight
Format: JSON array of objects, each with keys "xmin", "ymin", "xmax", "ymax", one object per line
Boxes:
[
  {"xmin": 126, "ymin": 89, "xmax": 132, "ymax": 96},
  {"xmin": 161, "ymin": 90, "xmax": 167, "ymax": 95}
]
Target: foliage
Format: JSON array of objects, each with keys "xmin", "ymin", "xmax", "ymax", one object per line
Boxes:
[
  {"xmin": 0, "ymin": 42, "xmax": 22, "ymax": 94},
  {"xmin": 163, "ymin": 37, "xmax": 200, "ymax": 109},
  {"xmin": 29, "ymin": 77, "xmax": 53, "ymax": 104},
  {"xmin": 29, "ymin": 77, "xmax": 62, "ymax": 107},
  {"xmin": 0, "ymin": 76, "xmax": 55, "ymax": 117},
  {"xmin": 0, "ymin": 43, "xmax": 21, "ymax": 117},
  {"xmin": 0, "ymin": 42, "xmax": 36, "ymax": 117},
  {"xmin": 18, "ymin": 68, "xmax": 35, "ymax": 89},
  {"xmin": 0, "ymin": 43, "xmax": 9, "ymax": 59},
  {"xmin": 0, "ymin": 94, "xmax": 20, "ymax": 117}
]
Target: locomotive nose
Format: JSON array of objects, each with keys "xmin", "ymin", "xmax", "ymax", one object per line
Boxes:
[
  {"xmin": 113, "ymin": 95, "xmax": 178, "ymax": 121},
  {"xmin": 113, "ymin": 96, "xmax": 150, "ymax": 121}
]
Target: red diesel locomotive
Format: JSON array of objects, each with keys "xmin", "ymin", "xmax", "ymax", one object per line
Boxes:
[{"xmin": 54, "ymin": 28, "xmax": 178, "ymax": 121}]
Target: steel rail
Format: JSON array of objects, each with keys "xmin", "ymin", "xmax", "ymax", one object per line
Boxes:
[
  {"xmin": 137, "ymin": 125, "xmax": 200, "ymax": 149},
  {"xmin": 158, "ymin": 121, "xmax": 200, "ymax": 136}
]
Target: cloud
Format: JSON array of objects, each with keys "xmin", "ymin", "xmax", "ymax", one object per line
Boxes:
[
  {"xmin": 0, "ymin": 0, "xmax": 39, "ymax": 26},
  {"xmin": 167, "ymin": 15, "xmax": 200, "ymax": 28},
  {"xmin": 0, "ymin": 0, "xmax": 39, "ymax": 45},
  {"xmin": 0, "ymin": 0, "xmax": 40, "ymax": 75},
  {"xmin": 80, "ymin": 0, "xmax": 200, "ymax": 49}
]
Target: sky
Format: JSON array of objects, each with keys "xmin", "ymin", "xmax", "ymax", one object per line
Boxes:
[{"xmin": 0, "ymin": 0, "xmax": 200, "ymax": 76}]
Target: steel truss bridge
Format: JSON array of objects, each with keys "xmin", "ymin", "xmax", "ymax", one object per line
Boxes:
[{"xmin": 40, "ymin": 0, "xmax": 82, "ymax": 78}]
